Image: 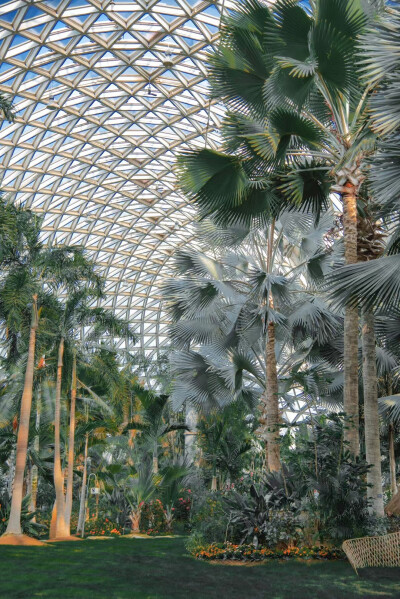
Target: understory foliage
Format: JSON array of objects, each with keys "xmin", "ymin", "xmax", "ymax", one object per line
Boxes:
[{"xmin": 187, "ymin": 415, "xmax": 392, "ymax": 552}]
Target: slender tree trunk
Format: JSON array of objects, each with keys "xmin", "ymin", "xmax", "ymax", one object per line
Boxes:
[
  {"xmin": 7, "ymin": 447, "xmax": 15, "ymax": 499},
  {"xmin": 26, "ymin": 464, "xmax": 32, "ymax": 507},
  {"xmin": 152, "ymin": 443, "xmax": 159, "ymax": 474},
  {"xmin": 184, "ymin": 404, "xmax": 197, "ymax": 464},
  {"xmin": 77, "ymin": 433, "xmax": 89, "ymax": 534},
  {"xmin": 265, "ymin": 321, "xmax": 280, "ymax": 471},
  {"xmin": 51, "ymin": 337, "xmax": 68, "ymax": 539},
  {"xmin": 30, "ymin": 384, "xmax": 41, "ymax": 517},
  {"xmin": 389, "ymin": 423, "xmax": 398, "ymax": 496},
  {"xmin": 49, "ymin": 502, "xmax": 57, "ymax": 538},
  {"xmin": 342, "ymin": 184, "xmax": 359, "ymax": 456},
  {"xmin": 362, "ymin": 308, "xmax": 384, "ymax": 517},
  {"xmin": 64, "ymin": 352, "xmax": 77, "ymax": 532},
  {"xmin": 4, "ymin": 296, "xmax": 38, "ymax": 537}
]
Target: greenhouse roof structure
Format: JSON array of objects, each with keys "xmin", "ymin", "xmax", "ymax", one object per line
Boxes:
[{"xmin": 0, "ymin": 0, "xmax": 229, "ymax": 357}]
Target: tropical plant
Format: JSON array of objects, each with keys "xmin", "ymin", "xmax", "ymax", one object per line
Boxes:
[
  {"xmin": 50, "ymin": 288, "xmax": 136, "ymax": 539},
  {"xmin": 126, "ymin": 386, "xmax": 188, "ymax": 474},
  {"xmin": 224, "ymin": 484, "xmax": 271, "ymax": 547},
  {"xmin": 0, "ymin": 202, "xmax": 104, "ymax": 542},
  {"xmin": 0, "ymin": 492, "xmax": 45, "ymax": 539},
  {"xmin": 197, "ymin": 402, "xmax": 253, "ymax": 490},
  {"xmin": 329, "ymin": 4, "xmax": 400, "ymax": 312},
  {"xmin": 266, "ymin": 414, "xmax": 373, "ymax": 543},
  {"xmin": 165, "ymin": 214, "xmax": 341, "ymax": 471},
  {"xmin": 126, "ymin": 460, "xmax": 158, "ymax": 533},
  {"xmin": 177, "ymin": 0, "xmax": 387, "ymax": 457}
]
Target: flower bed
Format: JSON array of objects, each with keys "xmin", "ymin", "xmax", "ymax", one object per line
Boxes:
[
  {"xmin": 86, "ymin": 517, "xmax": 123, "ymax": 537},
  {"xmin": 191, "ymin": 542, "xmax": 345, "ymax": 562}
]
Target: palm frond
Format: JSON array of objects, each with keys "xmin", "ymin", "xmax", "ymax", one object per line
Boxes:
[{"xmin": 327, "ymin": 255, "xmax": 400, "ymax": 312}]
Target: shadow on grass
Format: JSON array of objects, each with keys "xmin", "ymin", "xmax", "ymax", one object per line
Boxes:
[{"xmin": 359, "ymin": 567, "xmax": 400, "ymax": 581}]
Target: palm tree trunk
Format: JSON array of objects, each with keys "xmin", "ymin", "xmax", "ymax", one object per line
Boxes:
[
  {"xmin": 184, "ymin": 404, "xmax": 197, "ymax": 464},
  {"xmin": 152, "ymin": 443, "xmax": 159, "ymax": 474},
  {"xmin": 4, "ymin": 295, "xmax": 38, "ymax": 537},
  {"xmin": 30, "ymin": 384, "xmax": 41, "ymax": 517},
  {"xmin": 51, "ymin": 337, "xmax": 68, "ymax": 539},
  {"xmin": 77, "ymin": 433, "xmax": 89, "ymax": 534},
  {"xmin": 389, "ymin": 423, "xmax": 398, "ymax": 496},
  {"xmin": 265, "ymin": 321, "xmax": 280, "ymax": 471},
  {"xmin": 129, "ymin": 508, "xmax": 141, "ymax": 533},
  {"xmin": 7, "ymin": 447, "xmax": 15, "ymax": 499},
  {"xmin": 64, "ymin": 352, "xmax": 77, "ymax": 532},
  {"xmin": 342, "ymin": 184, "xmax": 359, "ymax": 456},
  {"xmin": 361, "ymin": 308, "xmax": 384, "ymax": 516}
]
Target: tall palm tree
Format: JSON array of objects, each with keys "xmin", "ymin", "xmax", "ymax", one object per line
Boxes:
[
  {"xmin": 327, "ymin": 6, "xmax": 400, "ymax": 514},
  {"xmin": 177, "ymin": 0, "xmax": 385, "ymax": 455},
  {"xmin": 331, "ymin": 4, "xmax": 400, "ymax": 309},
  {"xmin": 164, "ymin": 214, "xmax": 340, "ymax": 471},
  {"xmin": 50, "ymin": 289, "xmax": 136, "ymax": 539},
  {"xmin": 0, "ymin": 203, "xmax": 102, "ymax": 543}
]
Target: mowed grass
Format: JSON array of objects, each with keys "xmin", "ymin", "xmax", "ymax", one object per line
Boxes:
[{"xmin": 0, "ymin": 537, "xmax": 400, "ymax": 599}]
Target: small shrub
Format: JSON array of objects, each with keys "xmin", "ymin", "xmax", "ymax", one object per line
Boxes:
[
  {"xmin": 190, "ymin": 491, "xmax": 236, "ymax": 544},
  {"xmin": 173, "ymin": 490, "xmax": 192, "ymax": 521},
  {"xmin": 85, "ymin": 516, "xmax": 123, "ymax": 537},
  {"xmin": 140, "ymin": 499, "xmax": 167, "ymax": 534}
]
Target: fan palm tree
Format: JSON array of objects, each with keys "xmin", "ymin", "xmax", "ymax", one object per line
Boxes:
[
  {"xmin": 164, "ymin": 213, "xmax": 340, "ymax": 471},
  {"xmin": 177, "ymin": 0, "xmax": 386, "ymax": 456},
  {"xmin": 328, "ymin": 5, "xmax": 400, "ymax": 509},
  {"xmin": 329, "ymin": 4, "xmax": 400, "ymax": 311}
]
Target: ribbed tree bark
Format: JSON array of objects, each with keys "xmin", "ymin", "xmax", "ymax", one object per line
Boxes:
[
  {"xmin": 265, "ymin": 321, "xmax": 280, "ymax": 472},
  {"xmin": 51, "ymin": 337, "xmax": 68, "ymax": 539},
  {"xmin": 29, "ymin": 385, "xmax": 41, "ymax": 517},
  {"xmin": 342, "ymin": 184, "xmax": 359, "ymax": 456},
  {"xmin": 3, "ymin": 295, "xmax": 38, "ymax": 538},
  {"xmin": 362, "ymin": 308, "xmax": 384, "ymax": 517},
  {"xmin": 389, "ymin": 423, "xmax": 398, "ymax": 497},
  {"xmin": 77, "ymin": 433, "xmax": 89, "ymax": 535},
  {"xmin": 64, "ymin": 352, "xmax": 77, "ymax": 532}
]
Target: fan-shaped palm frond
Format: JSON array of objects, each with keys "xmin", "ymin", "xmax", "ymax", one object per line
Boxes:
[{"xmin": 327, "ymin": 254, "xmax": 400, "ymax": 312}]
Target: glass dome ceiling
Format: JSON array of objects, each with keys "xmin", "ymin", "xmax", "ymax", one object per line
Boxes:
[{"xmin": 0, "ymin": 0, "xmax": 228, "ymax": 358}]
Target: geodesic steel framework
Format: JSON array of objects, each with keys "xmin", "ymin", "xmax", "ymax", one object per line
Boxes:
[{"xmin": 0, "ymin": 0, "xmax": 228, "ymax": 357}]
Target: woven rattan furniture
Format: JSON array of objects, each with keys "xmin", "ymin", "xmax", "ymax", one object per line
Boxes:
[{"xmin": 342, "ymin": 531, "xmax": 400, "ymax": 573}]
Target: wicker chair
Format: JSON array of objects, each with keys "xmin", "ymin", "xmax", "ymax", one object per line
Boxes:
[{"xmin": 342, "ymin": 531, "xmax": 400, "ymax": 574}]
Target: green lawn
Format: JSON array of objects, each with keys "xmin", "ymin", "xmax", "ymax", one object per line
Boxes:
[{"xmin": 0, "ymin": 537, "xmax": 399, "ymax": 599}]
